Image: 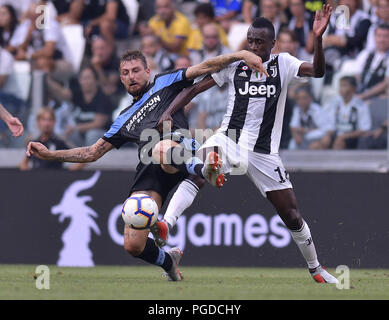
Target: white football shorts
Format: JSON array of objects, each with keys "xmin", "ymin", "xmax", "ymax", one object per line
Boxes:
[{"xmin": 198, "ymin": 132, "xmax": 293, "ymax": 197}]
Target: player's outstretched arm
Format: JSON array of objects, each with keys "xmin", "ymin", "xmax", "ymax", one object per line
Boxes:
[
  {"xmin": 157, "ymin": 75, "xmax": 217, "ymax": 132},
  {"xmin": 26, "ymin": 138, "xmax": 114, "ymax": 163},
  {"xmin": 298, "ymin": 4, "xmax": 332, "ymax": 78},
  {"xmin": 0, "ymin": 103, "xmax": 24, "ymax": 137},
  {"xmin": 185, "ymin": 50, "xmax": 269, "ymax": 80}
]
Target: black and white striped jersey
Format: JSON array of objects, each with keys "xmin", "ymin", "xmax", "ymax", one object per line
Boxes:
[{"xmin": 211, "ymin": 52, "xmax": 304, "ymax": 154}]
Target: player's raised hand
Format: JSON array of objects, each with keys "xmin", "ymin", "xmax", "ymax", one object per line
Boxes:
[
  {"xmin": 313, "ymin": 3, "xmax": 333, "ymax": 38},
  {"xmin": 240, "ymin": 50, "xmax": 269, "ymax": 78},
  {"xmin": 157, "ymin": 112, "xmax": 174, "ymax": 133},
  {"xmin": 26, "ymin": 142, "xmax": 51, "ymax": 160},
  {"xmin": 6, "ymin": 116, "xmax": 24, "ymax": 137}
]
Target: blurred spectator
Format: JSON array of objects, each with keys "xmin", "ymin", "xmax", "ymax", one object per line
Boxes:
[
  {"xmin": 0, "ymin": 4, "xmax": 18, "ymax": 49},
  {"xmin": 311, "ymin": 76, "xmax": 372, "ymax": 150},
  {"xmin": 187, "ymin": 2, "xmax": 228, "ymax": 51},
  {"xmin": 358, "ymin": 97, "xmax": 388, "ymax": 149},
  {"xmin": 8, "ymin": 3, "xmax": 73, "ymax": 75},
  {"xmin": 174, "ymin": 55, "xmax": 192, "ymax": 69},
  {"xmin": 148, "ymin": 0, "xmax": 192, "ymax": 56},
  {"xmin": 19, "ymin": 107, "xmax": 83, "ymax": 170},
  {"xmin": 242, "ymin": 0, "xmax": 259, "ymax": 24},
  {"xmin": 289, "ymin": 86, "xmax": 328, "ymax": 150},
  {"xmin": 259, "ymin": 0, "xmax": 288, "ymax": 37},
  {"xmin": 137, "ymin": 0, "xmax": 156, "ymax": 36},
  {"xmin": 190, "ymin": 22, "xmax": 230, "ymax": 65},
  {"xmin": 243, "ymin": 0, "xmax": 291, "ymax": 24},
  {"xmin": 141, "ymin": 34, "xmax": 174, "ymax": 76},
  {"xmin": 0, "ymin": 0, "xmax": 35, "ymax": 19},
  {"xmin": 188, "ymin": 83, "xmax": 228, "ymax": 132},
  {"xmin": 187, "ymin": 22, "xmax": 229, "ymax": 131},
  {"xmin": 207, "ymin": 0, "xmax": 243, "ymax": 32},
  {"xmin": 323, "ymin": 0, "xmax": 371, "ymax": 83},
  {"xmin": 52, "ymin": 0, "xmax": 83, "ymax": 25},
  {"xmin": 138, "ymin": 0, "xmax": 156, "ymax": 23},
  {"xmin": 304, "ymin": 0, "xmax": 325, "ymax": 19},
  {"xmin": 366, "ymin": 0, "xmax": 389, "ymax": 50},
  {"xmin": 170, "ymin": 55, "xmax": 199, "ymax": 130},
  {"xmin": 0, "ymin": 46, "xmax": 13, "ymax": 89},
  {"xmin": 273, "ymin": 28, "xmax": 310, "ymax": 149},
  {"xmin": 356, "ymin": 23, "xmax": 389, "ymax": 101},
  {"xmin": 46, "ymin": 66, "xmax": 114, "ymax": 146},
  {"xmin": 82, "ymin": 0, "xmax": 130, "ymax": 44},
  {"xmin": 90, "ymin": 35, "xmax": 120, "ymax": 97},
  {"xmin": 0, "ymin": 47, "xmax": 26, "ymax": 133},
  {"xmin": 289, "ymin": 0, "xmax": 314, "ymax": 55},
  {"xmin": 0, "ymin": 103, "xmax": 23, "ymax": 141},
  {"xmin": 237, "ymin": 0, "xmax": 288, "ymax": 51},
  {"xmin": 274, "ymin": 28, "xmax": 299, "ymax": 57}
]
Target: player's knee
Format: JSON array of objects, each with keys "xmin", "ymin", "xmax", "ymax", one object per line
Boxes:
[
  {"xmin": 283, "ymin": 208, "xmax": 303, "ymax": 230},
  {"xmin": 123, "ymin": 239, "xmax": 144, "ymax": 257}
]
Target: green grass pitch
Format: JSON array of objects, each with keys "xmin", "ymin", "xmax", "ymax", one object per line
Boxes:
[{"xmin": 0, "ymin": 265, "xmax": 388, "ymax": 300}]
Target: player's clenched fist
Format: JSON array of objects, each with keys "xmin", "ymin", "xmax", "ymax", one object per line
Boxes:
[{"xmin": 26, "ymin": 142, "xmax": 51, "ymax": 160}]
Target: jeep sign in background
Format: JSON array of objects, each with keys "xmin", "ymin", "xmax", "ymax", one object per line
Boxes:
[{"xmin": 0, "ymin": 169, "xmax": 388, "ymax": 268}]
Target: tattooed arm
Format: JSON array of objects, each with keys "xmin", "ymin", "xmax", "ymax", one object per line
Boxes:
[
  {"xmin": 185, "ymin": 50, "xmax": 269, "ymax": 80},
  {"xmin": 26, "ymin": 138, "xmax": 114, "ymax": 163}
]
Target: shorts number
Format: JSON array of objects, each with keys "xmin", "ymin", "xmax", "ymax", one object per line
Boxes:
[{"xmin": 274, "ymin": 166, "xmax": 288, "ymax": 183}]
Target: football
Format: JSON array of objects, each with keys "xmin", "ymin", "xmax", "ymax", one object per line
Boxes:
[{"xmin": 121, "ymin": 194, "xmax": 159, "ymax": 229}]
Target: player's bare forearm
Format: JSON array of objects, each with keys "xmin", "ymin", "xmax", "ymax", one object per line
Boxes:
[
  {"xmin": 27, "ymin": 138, "xmax": 113, "ymax": 163},
  {"xmin": 312, "ymin": 36, "xmax": 325, "ymax": 77},
  {"xmin": 298, "ymin": 36, "xmax": 325, "ymax": 78},
  {"xmin": 359, "ymin": 78, "xmax": 389, "ymax": 100},
  {"xmin": 298, "ymin": 4, "xmax": 332, "ymax": 77},
  {"xmin": 0, "ymin": 103, "xmax": 11, "ymax": 121},
  {"xmin": 185, "ymin": 50, "xmax": 268, "ymax": 79}
]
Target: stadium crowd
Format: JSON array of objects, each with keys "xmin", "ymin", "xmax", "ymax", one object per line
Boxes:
[{"xmin": 0, "ymin": 0, "xmax": 388, "ymax": 163}]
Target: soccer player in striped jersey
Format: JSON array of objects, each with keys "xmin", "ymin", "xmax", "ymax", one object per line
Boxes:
[
  {"xmin": 153, "ymin": 4, "xmax": 339, "ymax": 284},
  {"xmin": 26, "ymin": 49, "xmax": 266, "ymax": 281}
]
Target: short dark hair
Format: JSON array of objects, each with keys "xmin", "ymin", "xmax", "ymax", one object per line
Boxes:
[
  {"xmin": 120, "ymin": 50, "xmax": 148, "ymax": 69},
  {"xmin": 194, "ymin": 3, "xmax": 215, "ymax": 19},
  {"xmin": 340, "ymin": 75, "xmax": 357, "ymax": 88},
  {"xmin": 251, "ymin": 17, "xmax": 275, "ymax": 40}
]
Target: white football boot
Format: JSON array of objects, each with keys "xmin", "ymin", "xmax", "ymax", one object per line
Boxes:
[
  {"xmin": 310, "ymin": 265, "xmax": 339, "ymax": 284},
  {"xmin": 163, "ymin": 247, "xmax": 183, "ymax": 281}
]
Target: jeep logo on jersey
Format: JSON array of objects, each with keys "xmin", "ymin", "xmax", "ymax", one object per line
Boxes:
[
  {"xmin": 126, "ymin": 95, "xmax": 161, "ymax": 131},
  {"xmin": 238, "ymin": 81, "xmax": 277, "ymax": 98}
]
